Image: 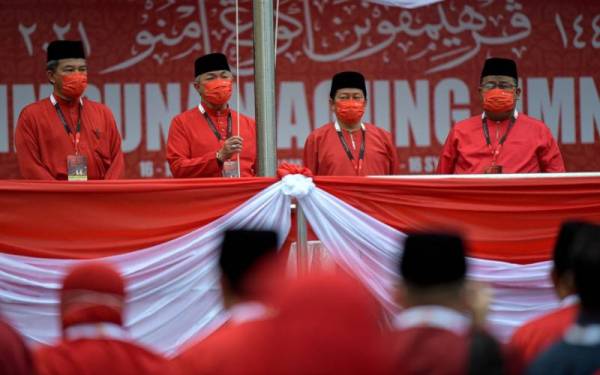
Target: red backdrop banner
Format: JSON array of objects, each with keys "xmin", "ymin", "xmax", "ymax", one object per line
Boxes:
[{"xmin": 1, "ymin": 0, "xmax": 599, "ymax": 178}]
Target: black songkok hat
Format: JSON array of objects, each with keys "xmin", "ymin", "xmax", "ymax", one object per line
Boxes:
[
  {"xmin": 480, "ymin": 57, "xmax": 518, "ymax": 82},
  {"xmin": 329, "ymin": 71, "xmax": 367, "ymax": 99},
  {"xmin": 553, "ymin": 221, "xmax": 595, "ymax": 278},
  {"xmin": 194, "ymin": 53, "xmax": 231, "ymax": 78},
  {"xmin": 47, "ymin": 40, "xmax": 85, "ymax": 62},
  {"xmin": 400, "ymin": 233, "xmax": 467, "ymax": 287},
  {"xmin": 219, "ymin": 229, "xmax": 279, "ymax": 295}
]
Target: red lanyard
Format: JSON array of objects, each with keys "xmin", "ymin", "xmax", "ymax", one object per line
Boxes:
[
  {"xmin": 52, "ymin": 95, "xmax": 83, "ymax": 154},
  {"xmin": 71, "ymin": 132, "xmax": 81, "ymax": 155}
]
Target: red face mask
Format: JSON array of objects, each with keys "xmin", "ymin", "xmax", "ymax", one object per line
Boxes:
[
  {"xmin": 61, "ymin": 73, "xmax": 88, "ymax": 99},
  {"xmin": 335, "ymin": 99, "xmax": 365, "ymax": 124},
  {"xmin": 482, "ymin": 88, "xmax": 515, "ymax": 113},
  {"xmin": 203, "ymin": 79, "xmax": 233, "ymax": 105}
]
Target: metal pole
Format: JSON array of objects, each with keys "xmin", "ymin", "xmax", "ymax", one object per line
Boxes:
[
  {"xmin": 296, "ymin": 200, "xmax": 308, "ymax": 275},
  {"xmin": 253, "ymin": 0, "xmax": 277, "ymax": 177}
]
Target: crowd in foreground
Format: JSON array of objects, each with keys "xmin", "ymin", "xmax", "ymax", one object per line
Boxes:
[{"xmin": 1, "ymin": 222, "xmax": 599, "ymax": 375}]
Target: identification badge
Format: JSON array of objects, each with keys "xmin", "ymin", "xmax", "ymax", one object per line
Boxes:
[
  {"xmin": 222, "ymin": 160, "xmax": 240, "ymax": 178},
  {"xmin": 67, "ymin": 154, "xmax": 88, "ymax": 181},
  {"xmin": 483, "ymin": 165, "xmax": 503, "ymax": 174}
]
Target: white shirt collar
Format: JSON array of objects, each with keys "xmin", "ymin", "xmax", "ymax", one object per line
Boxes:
[
  {"xmin": 198, "ymin": 102, "xmax": 229, "ymax": 115},
  {"xmin": 228, "ymin": 301, "xmax": 270, "ymax": 325},
  {"xmin": 481, "ymin": 109, "xmax": 519, "ymax": 120},
  {"xmin": 334, "ymin": 121, "xmax": 365, "ymax": 132},
  {"xmin": 561, "ymin": 294, "xmax": 579, "ymax": 307},
  {"xmin": 564, "ymin": 323, "xmax": 600, "ymax": 346},
  {"xmin": 50, "ymin": 93, "xmax": 84, "ymax": 107},
  {"xmin": 393, "ymin": 305, "xmax": 472, "ymax": 336}
]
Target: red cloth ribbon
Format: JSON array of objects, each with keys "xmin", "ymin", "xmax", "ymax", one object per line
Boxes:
[{"xmin": 277, "ymin": 163, "xmax": 313, "ymax": 179}]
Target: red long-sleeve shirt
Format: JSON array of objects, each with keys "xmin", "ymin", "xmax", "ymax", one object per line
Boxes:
[
  {"xmin": 35, "ymin": 338, "xmax": 165, "ymax": 375},
  {"xmin": 0, "ymin": 319, "xmax": 33, "ymax": 375},
  {"xmin": 437, "ymin": 112, "xmax": 565, "ymax": 174},
  {"xmin": 303, "ymin": 122, "xmax": 399, "ymax": 176},
  {"xmin": 167, "ymin": 104, "xmax": 256, "ymax": 178},
  {"xmin": 15, "ymin": 95, "xmax": 124, "ymax": 180},
  {"xmin": 508, "ymin": 303, "xmax": 578, "ymax": 372}
]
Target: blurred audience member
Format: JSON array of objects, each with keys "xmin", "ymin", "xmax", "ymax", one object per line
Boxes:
[
  {"xmin": 509, "ymin": 221, "xmax": 593, "ymax": 371},
  {"xmin": 265, "ymin": 271, "xmax": 391, "ymax": 375},
  {"xmin": 390, "ymin": 233, "xmax": 505, "ymax": 375},
  {"xmin": 0, "ymin": 318, "xmax": 34, "ymax": 375},
  {"xmin": 528, "ymin": 224, "xmax": 600, "ymax": 374},
  {"xmin": 35, "ymin": 262, "xmax": 165, "ymax": 375},
  {"xmin": 169, "ymin": 229, "xmax": 280, "ymax": 374},
  {"xmin": 167, "ymin": 265, "xmax": 390, "ymax": 374}
]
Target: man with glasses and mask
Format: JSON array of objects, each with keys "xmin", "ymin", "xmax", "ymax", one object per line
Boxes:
[
  {"xmin": 303, "ymin": 71, "xmax": 398, "ymax": 176},
  {"xmin": 167, "ymin": 53, "xmax": 256, "ymax": 178},
  {"xmin": 15, "ymin": 40, "xmax": 124, "ymax": 180},
  {"xmin": 436, "ymin": 57, "xmax": 565, "ymax": 174}
]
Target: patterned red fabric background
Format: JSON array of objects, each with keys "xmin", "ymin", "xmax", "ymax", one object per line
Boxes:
[{"xmin": 0, "ymin": 0, "xmax": 599, "ymax": 178}]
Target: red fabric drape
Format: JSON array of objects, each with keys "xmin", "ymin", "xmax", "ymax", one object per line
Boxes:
[
  {"xmin": 2, "ymin": 176, "xmax": 599, "ymax": 262},
  {"xmin": 316, "ymin": 176, "xmax": 600, "ymax": 263},
  {"xmin": 0, "ymin": 178, "xmax": 274, "ymax": 258}
]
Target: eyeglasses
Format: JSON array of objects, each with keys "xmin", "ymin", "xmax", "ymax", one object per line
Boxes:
[
  {"xmin": 480, "ymin": 81, "xmax": 517, "ymax": 90},
  {"xmin": 335, "ymin": 95, "xmax": 365, "ymax": 101}
]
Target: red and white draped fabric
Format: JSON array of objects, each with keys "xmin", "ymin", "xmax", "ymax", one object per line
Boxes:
[{"xmin": 1, "ymin": 174, "xmax": 600, "ymax": 355}]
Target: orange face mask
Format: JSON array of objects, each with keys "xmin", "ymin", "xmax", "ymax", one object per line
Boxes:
[
  {"xmin": 61, "ymin": 73, "xmax": 88, "ymax": 99},
  {"xmin": 482, "ymin": 88, "xmax": 515, "ymax": 113},
  {"xmin": 203, "ymin": 79, "xmax": 233, "ymax": 105},
  {"xmin": 335, "ymin": 99, "xmax": 365, "ymax": 124}
]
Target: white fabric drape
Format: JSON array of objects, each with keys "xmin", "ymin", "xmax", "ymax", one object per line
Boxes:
[
  {"xmin": 0, "ymin": 181, "xmax": 291, "ymax": 355},
  {"xmin": 295, "ymin": 176, "xmax": 560, "ymax": 342},
  {"xmin": 0, "ymin": 175, "xmax": 560, "ymax": 354},
  {"xmin": 298, "ymin": 185, "xmax": 405, "ymax": 313}
]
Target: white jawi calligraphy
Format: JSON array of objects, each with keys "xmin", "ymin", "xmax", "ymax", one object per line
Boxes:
[
  {"xmin": 18, "ymin": 21, "xmax": 92, "ymax": 57},
  {"xmin": 96, "ymin": 1, "xmax": 535, "ymax": 76}
]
